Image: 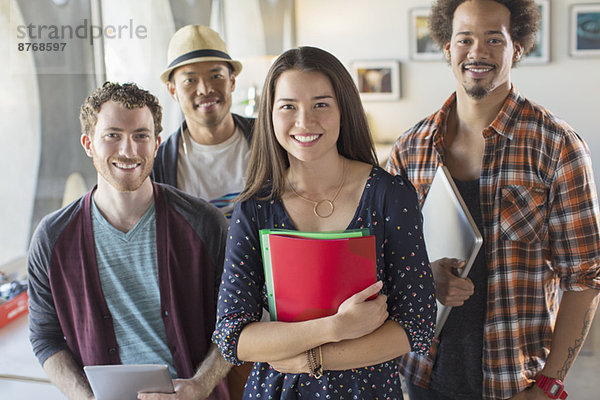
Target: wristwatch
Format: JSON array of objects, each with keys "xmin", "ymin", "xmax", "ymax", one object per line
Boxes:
[{"xmin": 535, "ymin": 374, "xmax": 568, "ymax": 399}]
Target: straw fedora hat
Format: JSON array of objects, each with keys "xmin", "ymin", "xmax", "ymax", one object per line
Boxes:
[{"xmin": 160, "ymin": 25, "xmax": 243, "ymax": 83}]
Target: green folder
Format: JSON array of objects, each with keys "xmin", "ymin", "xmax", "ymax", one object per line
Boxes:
[{"xmin": 259, "ymin": 228, "xmax": 370, "ymax": 321}]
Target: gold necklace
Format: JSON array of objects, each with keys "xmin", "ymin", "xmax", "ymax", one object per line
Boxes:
[{"xmin": 288, "ymin": 159, "xmax": 347, "ymax": 218}]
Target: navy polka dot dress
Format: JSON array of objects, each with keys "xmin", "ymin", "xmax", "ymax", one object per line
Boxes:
[{"xmin": 213, "ymin": 167, "xmax": 436, "ymax": 399}]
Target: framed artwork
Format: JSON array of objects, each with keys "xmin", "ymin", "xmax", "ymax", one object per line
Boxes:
[
  {"xmin": 409, "ymin": 8, "xmax": 443, "ymax": 61},
  {"xmin": 351, "ymin": 60, "xmax": 400, "ymax": 101},
  {"xmin": 524, "ymin": 0, "xmax": 551, "ymax": 64},
  {"xmin": 570, "ymin": 4, "xmax": 600, "ymax": 57}
]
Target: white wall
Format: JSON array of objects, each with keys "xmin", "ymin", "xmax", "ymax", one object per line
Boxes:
[
  {"xmin": 1, "ymin": 0, "xmax": 40, "ymax": 266},
  {"xmin": 296, "ymin": 0, "xmax": 600, "ymax": 193},
  {"xmin": 102, "ymin": 0, "xmax": 180, "ymax": 137}
]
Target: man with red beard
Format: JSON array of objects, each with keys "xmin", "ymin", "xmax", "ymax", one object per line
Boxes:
[
  {"xmin": 152, "ymin": 25, "xmax": 254, "ymax": 219},
  {"xmin": 387, "ymin": 1, "xmax": 600, "ymax": 399},
  {"xmin": 28, "ymin": 82, "xmax": 231, "ymax": 400}
]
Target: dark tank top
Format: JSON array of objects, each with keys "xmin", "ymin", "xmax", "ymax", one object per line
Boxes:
[{"xmin": 430, "ymin": 177, "xmax": 487, "ymax": 399}]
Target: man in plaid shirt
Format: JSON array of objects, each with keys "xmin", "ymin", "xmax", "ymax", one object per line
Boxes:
[{"xmin": 387, "ymin": 1, "xmax": 600, "ymax": 399}]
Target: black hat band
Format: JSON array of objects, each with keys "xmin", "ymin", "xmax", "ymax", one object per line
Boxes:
[{"xmin": 168, "ymin": 49, "xmax": 232, "ymax": 69}]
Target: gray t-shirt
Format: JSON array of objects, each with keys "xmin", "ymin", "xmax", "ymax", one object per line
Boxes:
[{"xmin": 91, "ymin": 198, "xmax": 176, "ymax": 376}]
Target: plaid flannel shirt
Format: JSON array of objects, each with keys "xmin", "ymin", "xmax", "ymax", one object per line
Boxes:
[{"xmin": 386, "ymin": 87, "xmax": 600, "ymax": 400}]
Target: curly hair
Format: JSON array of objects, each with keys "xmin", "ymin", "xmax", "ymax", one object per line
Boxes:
[
  {"xmin": 79, "ymin": 81, "xmax": 163, "ymax": 137},
  {"xmin": 429, "ymin": 0, "xmax": 540, "ymax": 56}
]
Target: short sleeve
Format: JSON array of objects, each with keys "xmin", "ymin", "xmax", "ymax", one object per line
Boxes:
[{"xmin": 212, "ymin": 200, "xmax": 266, "ymax": 365}]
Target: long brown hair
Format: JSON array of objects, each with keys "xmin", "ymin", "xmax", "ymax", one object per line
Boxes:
[{"xmin": 239, "ymin": 46, "xmax": 377, "ymax": 202}]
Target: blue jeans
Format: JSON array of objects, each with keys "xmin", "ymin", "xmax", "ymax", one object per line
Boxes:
[{"xmin": 405, "ymin": 381, "xmax": 457, "ymax": 400}]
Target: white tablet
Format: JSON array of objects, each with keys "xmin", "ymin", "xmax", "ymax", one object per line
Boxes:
[
  {"xmin": 421, "ymin": 165, "xmax": 483, "ymax": 338},
  {"xmin": 84, "ymin": 364, "xmax": 174, "ymax": 400}
]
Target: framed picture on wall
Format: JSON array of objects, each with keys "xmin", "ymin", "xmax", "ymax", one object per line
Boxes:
[
  {"xmin": 409, "ymin": 8, "xmax": 443, "ymax": 61},
  {"xmin": 523, "ymin": 0, "xmax": 551, "ymax": 64},
  {"xmin": 351, "ymin": 60, "xmax": 400, "ymax": 101},
  {"xmin": 570, "ymin": 4, "xmax": 600, "ymax": 57}
]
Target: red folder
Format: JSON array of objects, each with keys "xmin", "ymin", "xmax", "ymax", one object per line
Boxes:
[{"xmin": 262, "ymin": 232, "xmax": 376, "ymax": 322}]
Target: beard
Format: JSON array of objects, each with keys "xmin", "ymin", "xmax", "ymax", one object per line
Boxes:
[
  {"xmin": 93, "ymin": 155, "xmax": 153, "ymax": 192},
  {"xmin": 465, "ymin": 81, "xmax": 495, "ymax": 100},
  {"xmin": 460, "ymin": 61, "xmax": 496, "ymax": 100}
]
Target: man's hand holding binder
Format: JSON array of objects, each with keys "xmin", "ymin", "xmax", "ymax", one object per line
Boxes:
[{"xmin": 430, "ymin": 258, "xmax": 474, "ymax": 307}]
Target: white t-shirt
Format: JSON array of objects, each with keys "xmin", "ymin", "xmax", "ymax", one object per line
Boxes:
[{"xmin": 177, "ymin": 127, "xmax": 250, "ymax": 218}]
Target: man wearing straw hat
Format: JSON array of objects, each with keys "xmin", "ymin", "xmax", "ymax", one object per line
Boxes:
[{"xmin": 153, "ymin": 25, "xmax": 254, "ymax": 219}]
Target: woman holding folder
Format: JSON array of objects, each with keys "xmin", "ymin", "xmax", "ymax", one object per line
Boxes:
[{"xmin": 212, "ymin": 46, "xmax": 436, "ymax": 399}]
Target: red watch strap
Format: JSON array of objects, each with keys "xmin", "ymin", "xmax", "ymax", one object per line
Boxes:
[{"xmin": 535, "ymin": 375, "xmax": 568, "ymax": 399}]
